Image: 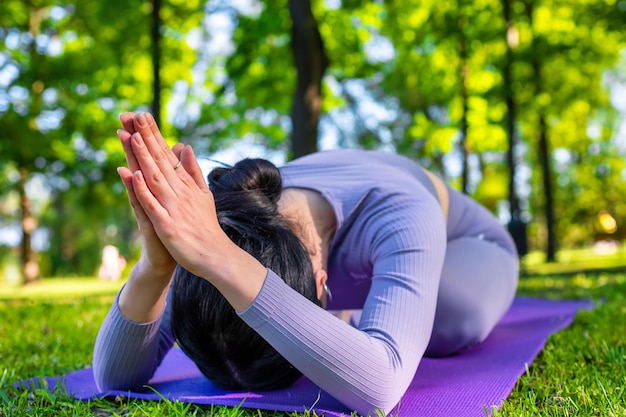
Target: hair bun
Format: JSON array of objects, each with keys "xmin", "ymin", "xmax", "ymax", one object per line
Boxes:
[{"xmin": 208, "ymin": 158, "xmax": 282, "ymax": 205}]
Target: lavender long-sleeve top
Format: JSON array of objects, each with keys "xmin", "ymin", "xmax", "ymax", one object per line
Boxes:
[{"xmin": 93, "ymin": 150, "xmax": 512, "ymax": 415}]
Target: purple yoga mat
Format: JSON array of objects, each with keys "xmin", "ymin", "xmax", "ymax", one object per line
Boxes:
[{"xmin": 24, "ymin": 297, "xmax": 592, "ymax": 416}]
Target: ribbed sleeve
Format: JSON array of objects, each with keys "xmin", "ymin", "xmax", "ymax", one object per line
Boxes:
[{"xmin": 92, "ymin": 287, "xmax": 176, "ymax": 391}]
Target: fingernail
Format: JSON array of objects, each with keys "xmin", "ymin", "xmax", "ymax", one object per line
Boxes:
[
  {"xmin": 116, "ymin": 129, "xmax": 123, "ymax": 136},
  {"xmin": 136, "ymin": 113, "xmax": 147, "ymax": 127},
  {"xmin": 116, "ymin": 167, "xmax": 122, "ymax": 175}
]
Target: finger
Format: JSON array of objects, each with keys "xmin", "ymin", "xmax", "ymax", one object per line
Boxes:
[
  {"xmin": 172, "ymin": 143, "xmax": 184, "ymax": 160},
  {"xmin": 146, "ymin": 113, "xmax": 168, "ymax": 147},
  {"xmin": 118, "ymin": 128, "xmax": 140, "ymax": 172},
  {"xmin": 181, "ymin": 145, "xmax": 210, "ymax": 189},
  {"xmin": 130, "ymin": 132, "xmax": 178, "ymax": 203},
  {"xmin": 120, "ymin": 112, "xmax": 136, "ymax": 133},
  {"xmin": 118, "ymin": 167, "xmax": 153, "ymax": 232},
  {"xmin": 133, "ymin": 113, "xmax": 179, "ymax": 173},
  {"xmin": 131, "ymin": 170, "xmax": 175, "ymax": 238}
]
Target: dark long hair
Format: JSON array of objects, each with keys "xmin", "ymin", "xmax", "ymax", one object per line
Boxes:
[{"xmin": 171, "ymin": 158, "xmax": 319, "ymax": 391}]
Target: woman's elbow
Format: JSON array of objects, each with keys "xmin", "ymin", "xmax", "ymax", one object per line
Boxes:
[
  {"xmin": 92, "ymin": 363, "xmax": 149, "ymax": 392},
  {"xmin": 93, "ymin": 366, "xmax": 121, "ymax": 392},
  {"xmin": 348, "ymin": 382, "xmax": 405, "ymax": 416},
  {"xmin": 354, "ymin": 400, "xmax": 400, "ymax": 417}
]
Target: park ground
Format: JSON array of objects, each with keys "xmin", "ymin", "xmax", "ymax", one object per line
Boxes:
[{"xmin": 0, "ymin": 247, "xmax": 625, "ymax": 416}]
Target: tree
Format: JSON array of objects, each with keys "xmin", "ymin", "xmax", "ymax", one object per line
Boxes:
[
  {"xmin": 167, "ymin": 0, "xmax": 625, "ymax": 257},
  {"xmin": 0, "ymin": 1, "xmax": 107, "ymax": 281},
  {"xmin": 288, "ymin": 0, "xmax": 329, "ymax": 158},
  {"xmin": 512, "ymin": 0, "xmax": 626, "ymax": 260},
  {"xmin": 0, "ymin": 0, "xmax": 201, "ymax": 280},
  {"xmin": 502, "ymin": 0, "xmax": 527, "ymax": 256}
]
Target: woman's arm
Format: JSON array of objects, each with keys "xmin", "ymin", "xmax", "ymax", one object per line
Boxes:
[
  {"xmin": 94, "ymin": 112, "xmax": 267, "ymax": 389},
  {"xmin": 115, "ymin": 112, "xmax": 180, "ymax": 322},
  {"xmin": 120, "ymin": 113, "xmax": 268, "ymax": 311},
  {"xmin": 238, "ymin": 194, "xmax": 447, "ymax": 415},
  {"xmin": 93, "ymin": 113, "xmax": 180, "ymax": 389},
  {"xmin": 92, "ymin": 277, "xmax": 176, "ymax": 391}
]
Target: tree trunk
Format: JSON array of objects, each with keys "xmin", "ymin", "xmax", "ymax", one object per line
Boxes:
[
  {"xmin": 151, "ymin": 0, "xmax": 162, "ymax": 125},
  {"xmin": 288, "ymin": 0, "xmax": 329, "ymax": 158},
  {"xmin": 18, "ymin": 168, "xmax": 40, "ymax": 283},
  {"xmin": 527, "ymin": 1, "xmax": 557, "ymax": 262},
  {"xmin": 537, "ymin": 113, "xmax": 556, "ymax": 261},
  {"xmin": 459, "ymin": 32, "xmax": 469, "ymax": 194},
  {"xmin": 503, "ymin": 0, "xmax": 518, "ymax": 219},
  {"xmin": 502, "ymin": 0, "xmax": 528, "ymax": 258}
]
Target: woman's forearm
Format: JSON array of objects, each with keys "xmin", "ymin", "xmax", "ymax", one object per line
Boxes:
[
  {"xmin": 199, "ymin": 241, "xmax": 268, "ymax": 313},
  {"xmin": 118, "ymin": 258, "xmax": 174, "ymax": 323},
  {"xmin": 93, "ymin": 260, "xmax": 177, "ymax": 390}
]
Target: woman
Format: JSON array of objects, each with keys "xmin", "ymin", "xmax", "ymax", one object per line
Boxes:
[{"xmin": 93, "ymin": 112, "xmax": 519, "ymax": 416}]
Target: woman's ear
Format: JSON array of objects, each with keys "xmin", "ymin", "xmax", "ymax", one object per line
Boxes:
[{"xmin": 315, "ymin": 268, "xmax": 329, "ymax": 307}]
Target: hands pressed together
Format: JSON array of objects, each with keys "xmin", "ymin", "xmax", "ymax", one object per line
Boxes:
[
  {"xmin": 116, "ymin": 112, "xmax": 266, "ymax": 321},
  {"xmin": 116, "ymin": 112, "xmax": 222, "ymax": 279}
]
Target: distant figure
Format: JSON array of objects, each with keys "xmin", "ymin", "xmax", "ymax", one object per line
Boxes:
[{"xmin": 98, "ymin": 245, "xmax": 126, "ymax": 281}]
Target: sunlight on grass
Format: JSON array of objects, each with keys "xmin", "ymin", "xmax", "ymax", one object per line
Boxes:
[
  {"xmin": 2, "ymin": 246, "xmax": 623, "ymax": 300},
  {"xmin": 0, "ymin": 277, "xmax": 124, "ymax": 300},
  {"xmin": 523, "ymin": 247, "xmax": 626, "ymax": 275},
  {"xmin": 521, "ymin": 272, "xmax": 626, "ymax": 291},
  {"xmin": 496, "ymin": 272, "xmax": 626, "ymax": 417}
]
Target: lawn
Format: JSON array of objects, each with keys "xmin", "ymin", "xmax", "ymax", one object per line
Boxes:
[{"xmin": 1, "ymin": 264, "xmax": 625, "ymax": 416}]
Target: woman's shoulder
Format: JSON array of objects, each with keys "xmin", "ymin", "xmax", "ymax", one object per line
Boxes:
[
  {"xmin": 284, "ymin": 149, "xmax": 418, "ymax": 168},
  {"xmin": 281, "ymin": 150, "xmax": 439, "ymax": 224},
  {"xmin": 281, "ymin": 150, "xmax": 424, "ymax": 188}
]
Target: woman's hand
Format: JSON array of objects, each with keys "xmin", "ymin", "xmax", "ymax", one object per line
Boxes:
[
  {"xmin": 122, "ymin": 113, "xmax": 225, "ymax": 277},
  {"xmin": 126, "ymin": 113, "xmax": 267, "ymax": 312}
]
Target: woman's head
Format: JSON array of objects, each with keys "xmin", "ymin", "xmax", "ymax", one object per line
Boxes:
[{"xmin": 171, "ymin": 158, "xmax": 319, "ymax": 391}]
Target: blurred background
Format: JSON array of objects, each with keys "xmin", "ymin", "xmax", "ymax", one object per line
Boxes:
[{"xmin": 1, "ymin": 0, "xmax": 625, "ymax": 285}]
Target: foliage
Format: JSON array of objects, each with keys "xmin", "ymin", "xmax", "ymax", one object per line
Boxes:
[
  {"xmin": 0, "ymin": 0, "xmax": 201, "ymax": 278},
  {"xmin": 176, "ymin": 0, "xmax": 626, "ymax": 254},
  {"xmin": 1, "ymin": 0, "xmax": 626, "ymax": 278},
  {"xmin": 511, "ymin": 0, "xmax": 626, "ymax": 251}
]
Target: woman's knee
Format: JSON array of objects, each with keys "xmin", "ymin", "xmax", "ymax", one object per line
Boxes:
[
  {"xmin": 425, "ymin": 302, "xmax": 493, "ymax": 357},
  {"xmin": 424, "ymin": 238, "xmax": 518, "ymax": 357}
]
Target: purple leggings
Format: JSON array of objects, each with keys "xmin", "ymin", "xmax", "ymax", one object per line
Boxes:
[{"xmin": 426, "ymin": 188, "xmax": 519, "ymax": 356}]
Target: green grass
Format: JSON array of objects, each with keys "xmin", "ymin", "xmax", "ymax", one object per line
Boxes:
[
  {"xmin": 494, "ymin": 272, "xmax": 626, "ymax": 417},
  {"xmin": 1, "ymin": 266, "xmax": 625, "ymax": 416}
]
